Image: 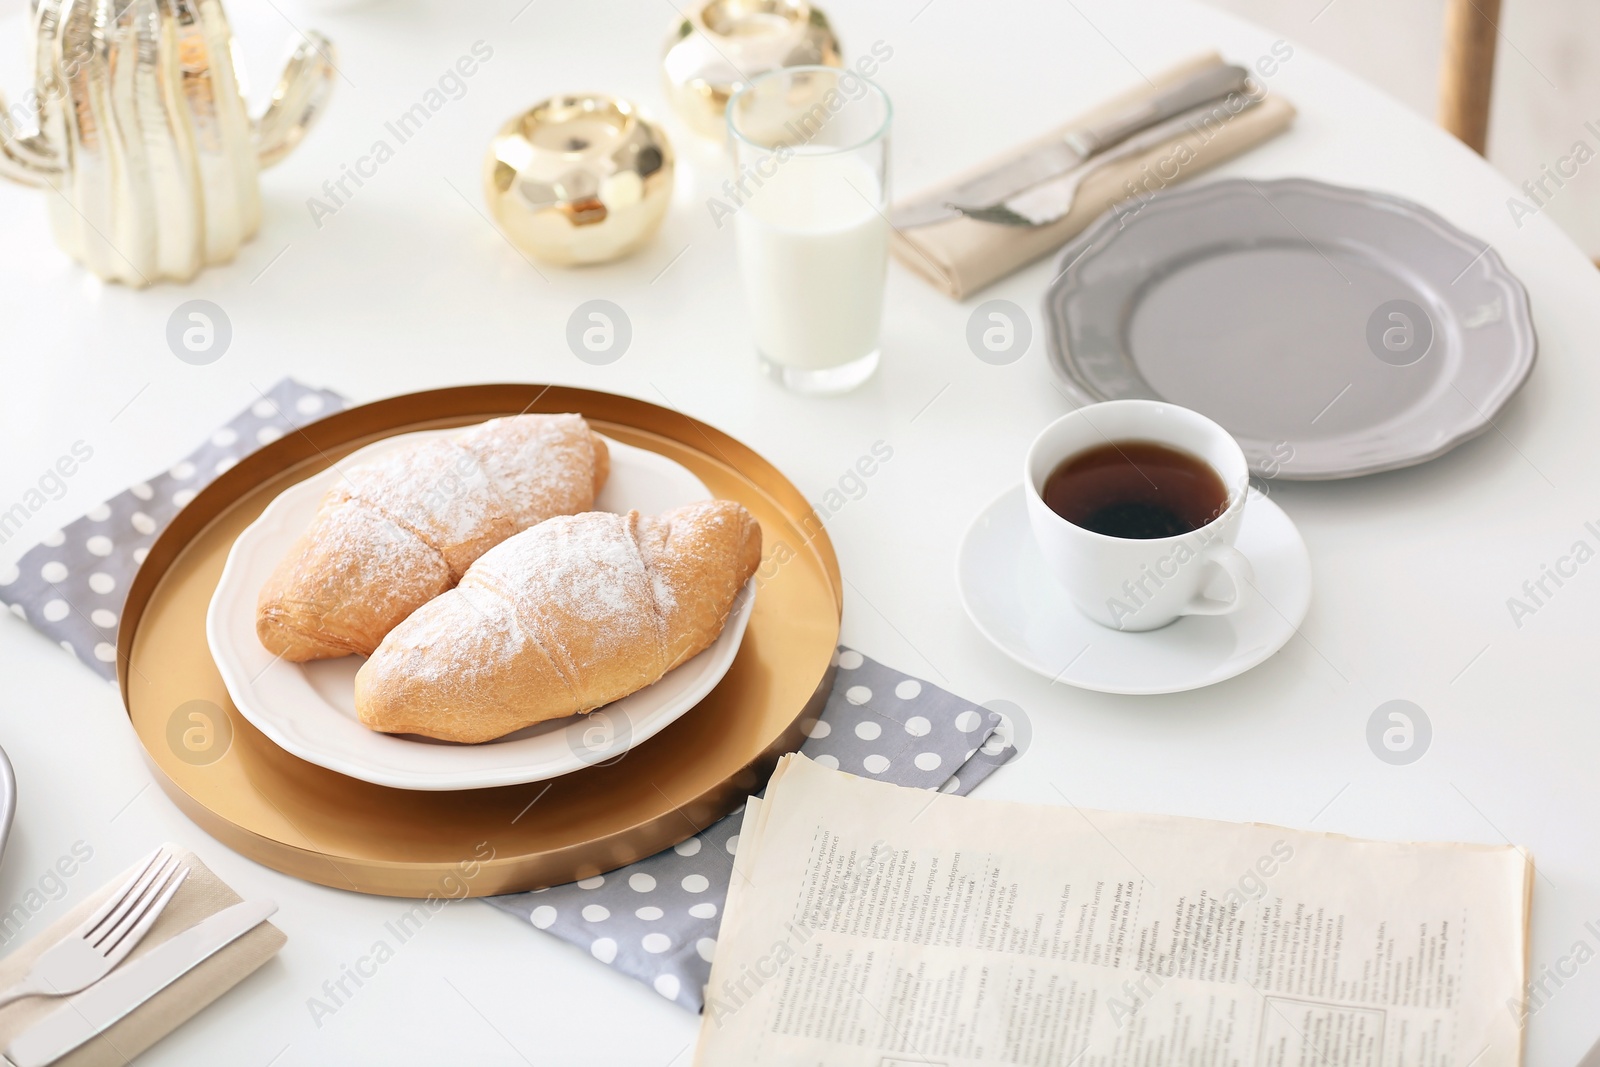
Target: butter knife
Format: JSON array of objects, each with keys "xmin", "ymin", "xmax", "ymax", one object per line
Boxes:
[
  {"xmin": 955, "ymin": 92, "xmax": 1264, "ymax": 226},
  {"xmin": 890, "ymin": 62, "xmax": 1250, "ymax": 229},
  {"xmin": 2, "ymin": 899, "xmax": 276, "ymax": 1067}
]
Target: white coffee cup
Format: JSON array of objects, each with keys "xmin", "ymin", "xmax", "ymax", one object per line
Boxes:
[{"xmin": 1023, "ymin": 400, "xmax": 1254, "ymax": 632}]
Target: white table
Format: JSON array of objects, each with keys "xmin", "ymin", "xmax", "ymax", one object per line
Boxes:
[{"xmin": 2, "ymin": 0, "xmax": 1598, "ymax": 1062}]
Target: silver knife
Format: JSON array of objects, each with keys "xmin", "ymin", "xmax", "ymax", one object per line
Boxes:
[
  {"xmin": 890, "ymin": 62, "xmax": 1251, "ymax": 229},
  {"xmin": 957, "ymin": 92, "xmax": 1265, "ymax": 226},
  {"xmin": 3, "ymin": 899, "xmax": 276, "ymax": 1067}
]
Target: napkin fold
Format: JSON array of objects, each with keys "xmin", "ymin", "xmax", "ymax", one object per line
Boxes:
[
  {"xmin": 484, "ymin": 650, "xmax": 1018, "ymax": 1012},
  {"xmin": 0, "ymin": 848, "xmax": 284, "ymax": 1067},
  {"xmin": 891, "ymin": 52, "xmax": 1297, "ymax": 299}
]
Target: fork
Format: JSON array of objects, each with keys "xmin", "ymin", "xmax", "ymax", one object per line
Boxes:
[
  {"xmin": 0, "ymin": 847, "xmax": 188, "ymax": 1009},
  {"xmin": 953, "ymin": 94, "xmax": 1263, "ymax": 226}
]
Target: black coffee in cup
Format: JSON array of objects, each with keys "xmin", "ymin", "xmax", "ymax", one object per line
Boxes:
[{"xmin": 1041, "ymin": 440, "xmax": 1228, "ymax": 539}]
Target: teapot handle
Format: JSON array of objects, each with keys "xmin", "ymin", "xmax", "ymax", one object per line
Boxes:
[
  {"xmin": 0, "ymin": 100, "xmax": 61, "ymax": 187},
  {"xmin": 254, "ymin": 32, "xmax": 338, "ymax": 170},
  {"xmin": 1, "ymin": 0, "xmax": 64, "ymax": 188}
]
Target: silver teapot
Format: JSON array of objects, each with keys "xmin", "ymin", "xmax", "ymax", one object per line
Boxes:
[{"xmin": 0, "ymin": 0, "xmax": 335, "ymax": 286}]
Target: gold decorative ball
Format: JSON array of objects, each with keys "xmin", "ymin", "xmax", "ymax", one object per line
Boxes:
[
  {"xmin": 483, "ymin": 94, "xmax": 675, "ymax": 267},
  {"xmin": 661, "ymin": 0, "xmax": 843, "ymax": 140}
]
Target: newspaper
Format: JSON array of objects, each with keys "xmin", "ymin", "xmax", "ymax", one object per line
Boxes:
[{"xmin": 695, "ymin": 755, "xmax": 1532, "ymax": 1066}]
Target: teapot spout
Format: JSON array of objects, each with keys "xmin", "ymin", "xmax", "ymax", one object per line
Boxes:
[{"xmin": 254, "ymin": 32, "xmax": 338, "ymax": 169}]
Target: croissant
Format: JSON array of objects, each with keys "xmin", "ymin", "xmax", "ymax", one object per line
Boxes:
[
  {"xmin": 353, "ymin": 501, "xmax": 763, "ymax": 743},
  {"xmin": 256, "ymin": 414, "xmax": 609, "ymax": 662}
]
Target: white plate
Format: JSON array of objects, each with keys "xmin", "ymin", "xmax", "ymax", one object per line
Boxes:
[
  {"xmin": 206, "ymin": 429, "xmax": 755, "ymax": 790},
  {"xmin": 957, "ymin": 486, "xmax": 1310, "ymax": 694}
]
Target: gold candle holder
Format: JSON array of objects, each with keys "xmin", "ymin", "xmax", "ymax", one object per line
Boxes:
[
  {"xmin": 483, "ymin": 94, "xmax": 674, "ymax": 267},
  {"xmin": 661, "ymin": 0, "xmax": 842, "ymax": 140}
]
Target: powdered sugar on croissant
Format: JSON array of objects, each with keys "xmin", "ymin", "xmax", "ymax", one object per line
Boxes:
[
  {"xmin": 353, "ymin": 501, "xmax": 763, "ymax": 743},
  {"xmin": 256, "ymin": 414, "xmax": 609, "ymax": 661}
]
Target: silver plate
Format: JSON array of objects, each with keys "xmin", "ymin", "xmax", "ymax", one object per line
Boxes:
[{"xmin": 1043, "ymin": 177, "xmax": 1537, "ymax": 480}]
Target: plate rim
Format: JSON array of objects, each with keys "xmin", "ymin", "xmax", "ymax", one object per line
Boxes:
[
  {"xmin": 956, "ymin": 484, "xmax": 1312, "ymax": 694},
  {"xmin": 1041, "ymin": 176, "xmax": 1538, "ymax": 481},
  {"xmin": 204, "ymin": 428, "xmax": 754, "ymax": 790}
]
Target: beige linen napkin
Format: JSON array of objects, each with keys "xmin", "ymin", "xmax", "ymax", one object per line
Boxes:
[
  {"xmin": 891, "ymin": 52, "xmax": 1297, "ymax": 299},
  {"xmin": 0, "ymin": 848, "xmax": 284, "ymax": 1066}
]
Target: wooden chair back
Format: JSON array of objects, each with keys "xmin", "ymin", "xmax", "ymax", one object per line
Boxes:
[{"xmin": 1438, "ymin": 0, "xmax": 1502, "ymax": 155}]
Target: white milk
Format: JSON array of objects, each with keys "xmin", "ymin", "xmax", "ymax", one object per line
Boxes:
[{"xmin": 733, "ymin": 152, "xmax": 889, "ymax": 372}]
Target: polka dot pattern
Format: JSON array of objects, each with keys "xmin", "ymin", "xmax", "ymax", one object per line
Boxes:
[
  {"xmin": 485, "ymin": 648, "xmax": 1018, "ymax": 1014},
  {"xmin": 0, "ymin": 380, "xmax": 346, "ymax": 680}
]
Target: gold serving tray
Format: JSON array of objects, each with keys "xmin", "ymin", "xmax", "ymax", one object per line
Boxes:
[{"xmin": 117, "ymin": 386, "xmax": 842, "ymax": 897}]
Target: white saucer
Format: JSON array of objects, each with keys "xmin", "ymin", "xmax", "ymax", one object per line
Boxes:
[
  {"xmin": 957, "ymin": 486, "xmax": 1311, "ymax": 694},
  {"xmin": 206, "ymin": 429, "xmax": 754, "ymax": 791}
]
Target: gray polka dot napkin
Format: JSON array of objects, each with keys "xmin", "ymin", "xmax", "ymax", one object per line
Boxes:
[
  {"xmin": 0, "ymin": 381, "xmax": 1021, "ymax": 1013},
  {"xmin": 0, "ymin": 378, "xmax": 346, "ymax": 678},
  {"xmin": 484, "ymin": 651, "xmax": 1018, "ymax": 1012}
]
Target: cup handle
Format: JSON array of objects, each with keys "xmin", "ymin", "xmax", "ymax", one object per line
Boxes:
[{"xmin": 1180, "ymin": 544, "xmax": 1254, "ymax": 617}]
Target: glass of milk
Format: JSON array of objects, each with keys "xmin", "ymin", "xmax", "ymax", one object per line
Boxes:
[{"xmin": 726, "ymin": 66, "xmax": 892, "ymax": 394}]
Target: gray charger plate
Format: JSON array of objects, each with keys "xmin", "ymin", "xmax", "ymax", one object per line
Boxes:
[{"xmin": 1043, "ymin": 177, "xmax": 1537, "ymax": 480}]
